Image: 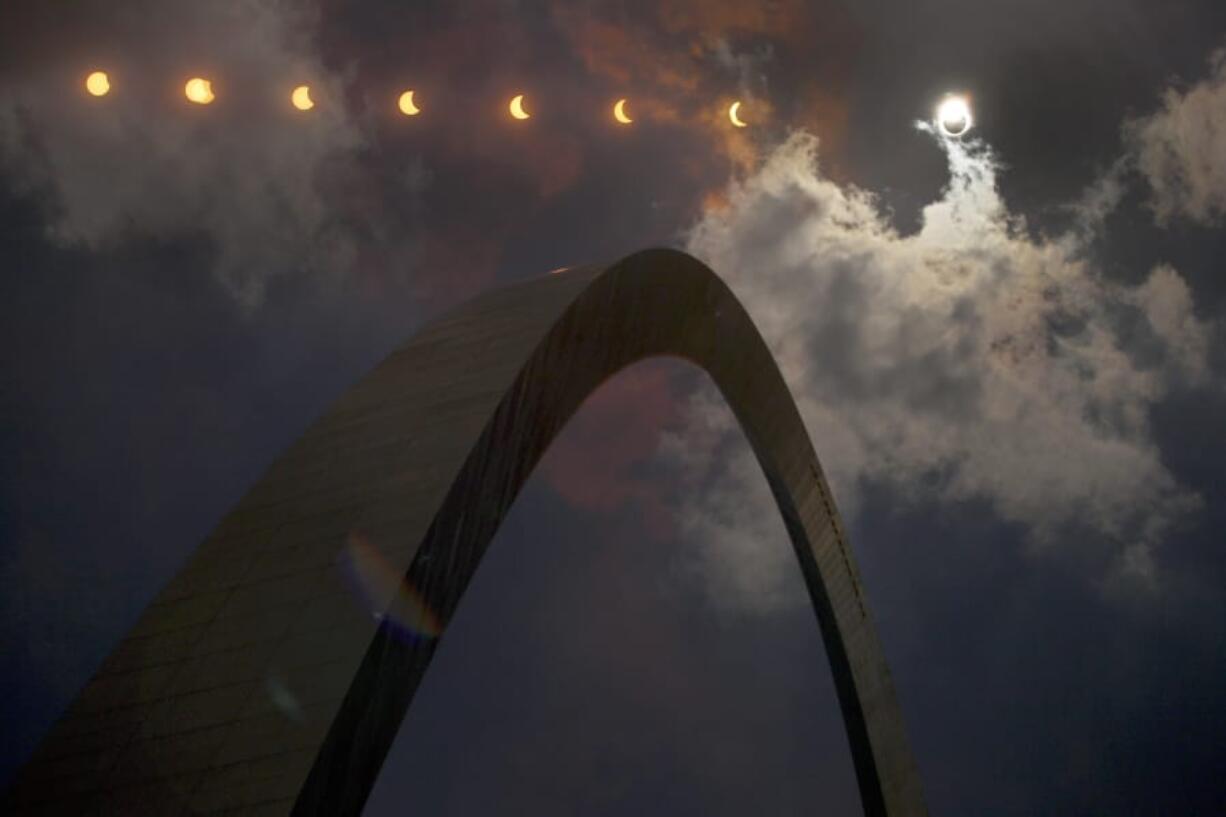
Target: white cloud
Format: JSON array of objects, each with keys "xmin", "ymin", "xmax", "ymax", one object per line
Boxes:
[
  {"xmin": 671, "ymin": 128, "xmax": 1211, "ymax": 612},
  {"xmin": 1128, "ymin": 48, "xmax": 1226, "ymax": 226},
  {"xmin": 0, "ymin": 1, "xmax": 407, "ymax": 308}
]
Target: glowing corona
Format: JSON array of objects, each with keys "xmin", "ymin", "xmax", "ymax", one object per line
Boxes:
[{"xmin": 936, "ymin": 95, "xmax": 972, "ymax": 137}]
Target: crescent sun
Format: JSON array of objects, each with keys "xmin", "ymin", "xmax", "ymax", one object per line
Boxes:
[
  {"xmin": 291, "ymin": 85, "xmax": 314, "ymax": 111},
  {"xmin": 399, "ymin": 90, "xmax": 421, "ymax": 116},
  {"xmin": 509, "ymin": 94, "xmax": 531, "ymax": 120},
  {"xmin": 613, "ymin": 98, "xmax": 633, "ymax": 124},
  {"xmin": 728, "ymin": 100, "xmax": 747, "ymax": 128}
]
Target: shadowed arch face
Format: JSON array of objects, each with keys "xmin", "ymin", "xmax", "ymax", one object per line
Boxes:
[{"xmin": 5, "ymin": 250, "xmax": 925, "ymax": 817}]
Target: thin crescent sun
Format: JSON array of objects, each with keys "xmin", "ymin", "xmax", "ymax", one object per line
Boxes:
[
  {"xmin": 728, "ymin": 100, "xmax": 747, "ymax": 128},
  {"xmin": 291, "ymin": 85, "xmax": 314, "ymax": 111},
  {"xmin": 398, "ymin": 90, "xmax": 420, "ymax": 116},
  {"xmin": 509, "ymin": 94, "xmax": 530, "ymax": 120},
  {"xmin": 613, "ymin": 98, "xmax": 632, "ymax": 124}
]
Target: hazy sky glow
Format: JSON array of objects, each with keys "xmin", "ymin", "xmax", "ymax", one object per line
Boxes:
[{"xmin": 2, "ymin": 2, "xmax": 1226, "ymax": 815}]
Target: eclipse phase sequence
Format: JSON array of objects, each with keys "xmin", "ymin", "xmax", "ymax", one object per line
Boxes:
[{"xmin": 77, "ymin": 69, "xmax": 975, "ymax": 138}]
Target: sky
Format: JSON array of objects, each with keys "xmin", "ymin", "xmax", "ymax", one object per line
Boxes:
[{"xmin": 2, "ymin": 0, "xmax": 1226, "ymax": 814}]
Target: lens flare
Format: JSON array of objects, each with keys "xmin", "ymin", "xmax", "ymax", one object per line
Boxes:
[
  {"xmin": 184, "ymin": 77, "xmax": 215, "ymax": 105},
  {"xmin": 936, "ymin": 95, "xmax": 972, "ymax": 137},
  {"xmin": 341, "ymin": 531, "xmax": 442, "ymax": 641},
  {"xmin": 264, "ymin": 675, "xmax": 304, "ymax": 722},
  {"xmin": 85, "ymin": 71, "xmax": 110, "ymax": 97}
]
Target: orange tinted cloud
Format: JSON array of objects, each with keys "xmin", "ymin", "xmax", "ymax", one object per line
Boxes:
[
  {"xmin": 558, "ymin": 11, "xmax": 703, "ymax": 96},
  {"xmin": 551, "ymin": 0, "xmax": 859, "ymax": 182},
  {"xmin": 310, "ymin": 0, "xmax": 862, "ymax": 304},
  {"xmin": 658, "ymin": 0, "xmax": 813, "ymax": 40}
]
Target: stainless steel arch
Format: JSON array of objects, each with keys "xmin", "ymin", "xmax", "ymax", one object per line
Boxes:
[{"xmin": 6, "ymin": 248, "xmax": 925, "ymax": 816}]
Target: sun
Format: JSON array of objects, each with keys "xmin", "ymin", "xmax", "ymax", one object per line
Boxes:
[
  {"xmin": 185, "ymin": 77, "xmax": 215, "ymax": 105},
  {"xmin": 398, "ymin": 90, "xmax": 420, "ymax": 116},
  {"xmin": 936, "ymin": 95, "xmax": 972, "ymax": 138},
  {"xmin": 291, "ymin": 85, "xmax": 314, "ymax": 111},
  {"xmin": 509, "ymin": 94, "xmax": 530, "ymax": 120},
  {"xmin": 613, "ymin": 98, "xmax": 632, "ymax": 125},
  {"xmin": 728, "ymin": 100, "xmax": 748, "ymax": 128},
  {"xmin": 85, "ymin": 71, "xmax": 110, "ymax": 97}
]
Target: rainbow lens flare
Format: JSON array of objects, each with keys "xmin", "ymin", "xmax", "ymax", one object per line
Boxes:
[{"xmin": 341, "ymin": 531, "xmax": 442, "ymax": 641}]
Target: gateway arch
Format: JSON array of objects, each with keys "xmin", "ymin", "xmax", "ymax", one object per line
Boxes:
[{"xmin": 5, "ymin": 249, "xmax": 926, "ymax": 816}]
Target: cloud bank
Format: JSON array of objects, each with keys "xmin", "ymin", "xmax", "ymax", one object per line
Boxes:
[
  {"xmin": 1128, "ymin": 47, "xmax": 1226, "ymax": 226},
  {"xmin": 671, "ymin": 127, "xmax": 1212, "ymax": 612}
]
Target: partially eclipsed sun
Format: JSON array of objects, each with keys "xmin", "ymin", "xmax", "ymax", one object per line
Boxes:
[
  {"xmin": 613, "ymin": 98, "xmax": 632, "ymax": 124},
  {"xmin": 398, "ymin": 90, "xmax": 420, "ymax": 116},
  {"xmin": 509, "ymin": 94, "xmax": 530, "ymax": 120},
  {"xmin": 185, "ymin": 77, "xmax": 215, "ymax": 105},
  {"xmin": 728, "ymin": 100, "xmax": 748, "ymax": 128},
  {"xmin": 85, "ymin": 71, "xmax": 110, "ymax": 97},
  {"xmin": 291, "ymin": 85, "xmax": 314, "ymax": 111}
]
